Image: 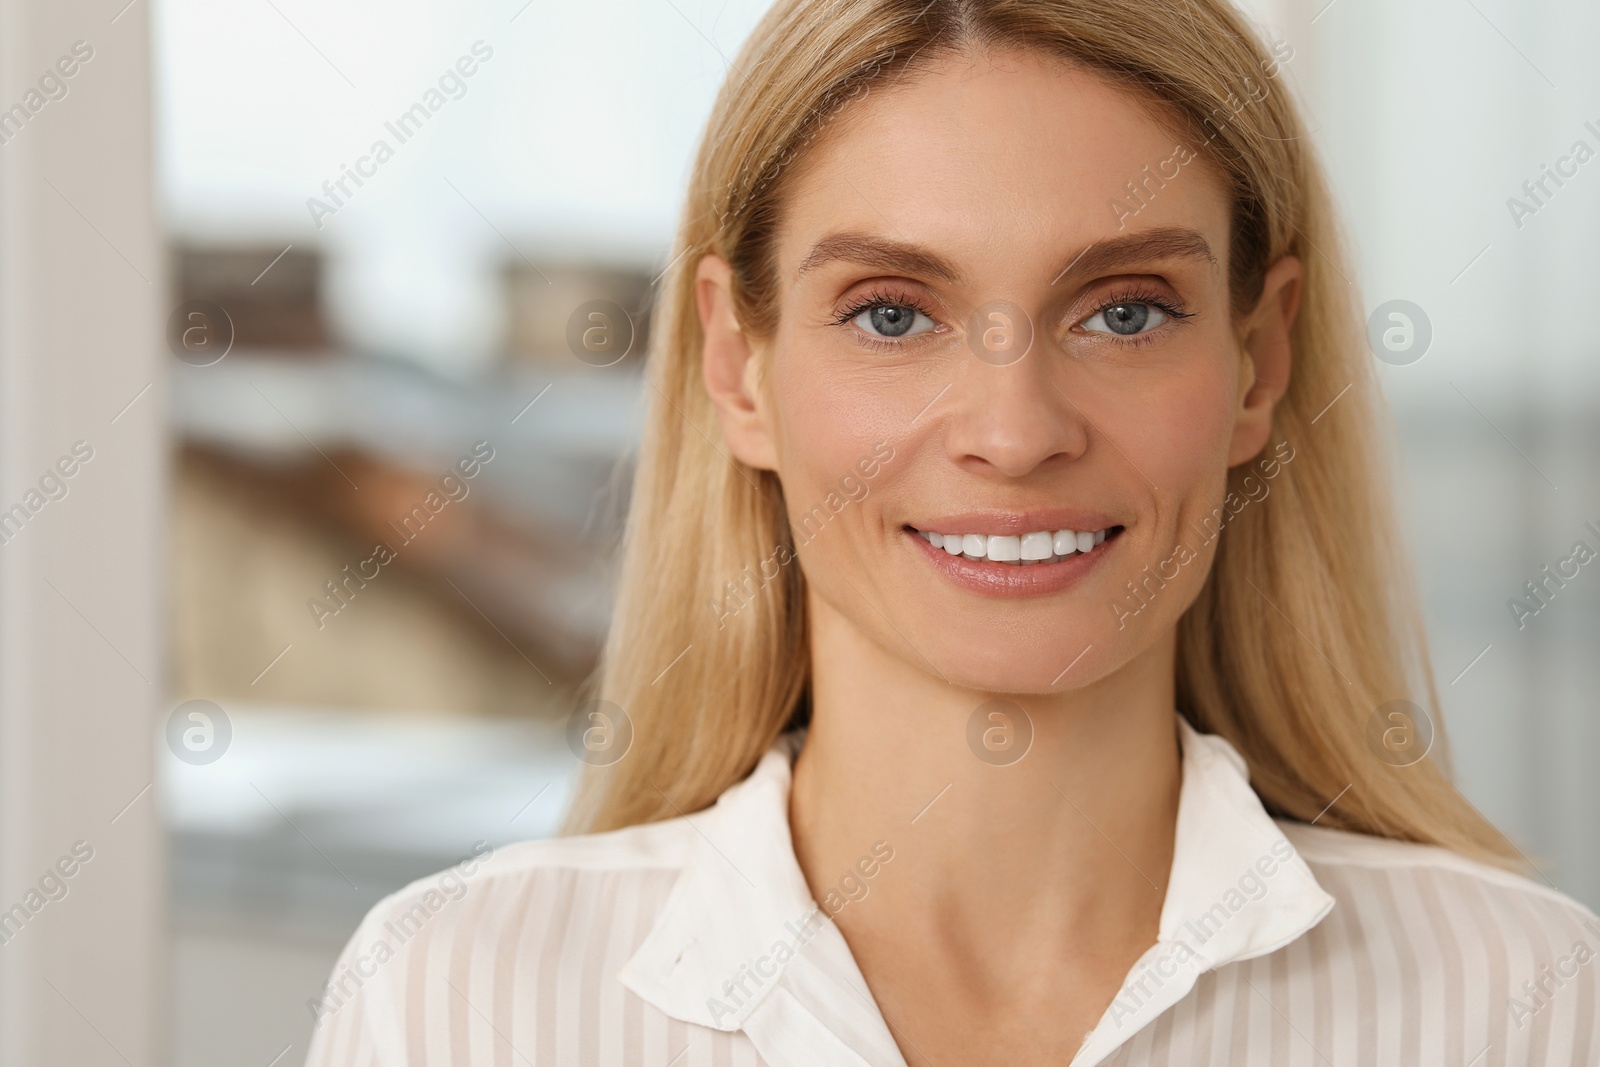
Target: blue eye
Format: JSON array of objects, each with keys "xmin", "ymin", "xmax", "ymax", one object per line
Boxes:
[
  {"xmin": 853, "ymin": 303, "xmax": 936, "ymax": 339},
  {"xmin": 1082, "ymin": 301, "xmax": 1170, "ymax": 336}
]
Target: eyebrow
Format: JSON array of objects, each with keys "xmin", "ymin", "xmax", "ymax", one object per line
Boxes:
[
  {"xmin": 796, "ymin": 231, "xmax": 962, "ymax": 284},
  {"xmin": 1051, "ymin": 228, "xmax": 1218, "ymax": 284},
  {"xmin": 793, "ymin": 226, "xmax": 1218, "ymax": 286}
]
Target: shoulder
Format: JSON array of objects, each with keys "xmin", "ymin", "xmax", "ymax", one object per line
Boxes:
[
  {"xmin": 358, "ymin": 816, "xmax": 697, "ymax": 939},
  {"xmin": 1275, "ymin": 818, "xmax": 1600, "ymax": 1047},
  {"xmin": 370, "ymin": 815, "xmax": 696, "ymax": 942},
  {"xmin": 466, "ymin": 814, "xmax": 699, "ymax": 877},
  {"xmin": 304, "ymin": 818, "xmax": 699, "ymax": 1063},
  {"xmin": 1277, "ymin": 817, "xmax": 1598, "ymax": 934}
]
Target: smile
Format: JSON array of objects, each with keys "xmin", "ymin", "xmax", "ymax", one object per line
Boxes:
[
  {"xmin": 910, "ymin": 526, "xmax": 1115, "ymax": 566},
  {"xmin": 902, "ymin": 520, "xmax": 1126, "ymax": 598}
]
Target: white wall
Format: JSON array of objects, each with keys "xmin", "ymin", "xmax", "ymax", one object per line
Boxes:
[
  {"xmin": 0, "ymin": 0, "xmax": 166, "ymax": 1064},
  {"xmin": 1265, "ymin": 0, "xmax": 1600, "ymax": 905},
  {"xmin": 1269, "ymin": 0, "xmax": 1600, "ymax": 406},
  {"xmin": 155, "ymin": 0, "xmax": 776, "ymax": 373}
]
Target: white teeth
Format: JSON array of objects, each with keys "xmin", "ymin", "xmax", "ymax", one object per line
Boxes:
[
  {"xmin": 1020, "ymin": 531, "xmax": 1054, "ymax": 560},
  {"xmin": 985, "ymin": 534, "xmax": 1021, "ymax": 562},
  {"xmin": 917, "ymin": 525, "xmax": 1116, "ymax": 565}
]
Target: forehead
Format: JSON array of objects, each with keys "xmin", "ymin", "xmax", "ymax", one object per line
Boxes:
[{"xmin": 775, "ymin": 48, "xmax": 1233, "ymax": 283}]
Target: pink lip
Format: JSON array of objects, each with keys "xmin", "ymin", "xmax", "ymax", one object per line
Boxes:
[
  {"xmin": 909, "ymin": 509, "xmax": 1120, "ymax": 537},
  {"xmin": 906, "ymin": 526, "xmax": 1123, "ymax": 598}
]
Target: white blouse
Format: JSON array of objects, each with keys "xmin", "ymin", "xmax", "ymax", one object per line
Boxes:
[{"xmin": 304, "ymin": 715, "xmax": 1600, "ymax": 1065}]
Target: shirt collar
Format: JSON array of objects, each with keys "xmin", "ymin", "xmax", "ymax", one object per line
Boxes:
[
  {"xmin": 1068, "ymin": 715, "xmax": 1337, "ymax": 1065},
  {"xmin": 620, "ymin": 712, "xmax": 1335, "ymax": 1067}
]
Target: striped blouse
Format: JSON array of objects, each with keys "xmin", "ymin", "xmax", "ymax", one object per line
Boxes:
[{"xmin": 304, "ymin": 715, "xmax": 1600, "ymax": 1065}]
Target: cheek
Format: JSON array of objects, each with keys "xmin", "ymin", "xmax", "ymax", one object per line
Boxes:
[
  {"xmin": 761, "ymin": 342, "xmax": 912, "ymax": 610},
  {"xmin": 1109, "ymin": 355, "xmax": 1240, "ymax": 496},
  {"xmin": 765, "ymin": 348, "xmax": 900, "ymax": 509}
]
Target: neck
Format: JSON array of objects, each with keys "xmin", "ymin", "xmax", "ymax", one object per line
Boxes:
[{"xmin": 789, "ymin": 590, "xmax": 1183, "ymax": 973}]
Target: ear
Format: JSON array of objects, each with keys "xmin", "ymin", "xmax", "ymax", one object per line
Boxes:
[
  {"xmin": 698, "ymin": 254, "xmax": 780, "ymax": 471},
  {"xmin": 1227, "ymin": 254, "xmax": 1302, "ymax": 467}
]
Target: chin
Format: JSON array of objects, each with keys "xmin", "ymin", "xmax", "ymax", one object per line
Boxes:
[{"xmin": 909, "ymin": 617, "xmax": 1113, "ymax": 697}]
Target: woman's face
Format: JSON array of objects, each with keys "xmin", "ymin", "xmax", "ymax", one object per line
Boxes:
[{"xmin": 700, "ymin": 47, "xmax": 1299, "ymax": 694}]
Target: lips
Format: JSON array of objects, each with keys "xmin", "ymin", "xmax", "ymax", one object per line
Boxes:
[{"xmin": 903, "ymin": 522, "xmax": 1125, "ymax": 597}]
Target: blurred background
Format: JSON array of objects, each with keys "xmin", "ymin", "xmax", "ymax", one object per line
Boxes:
[{"xmin": 0, "ymin": 0, "xmax": 1594, "ymax": 1063}]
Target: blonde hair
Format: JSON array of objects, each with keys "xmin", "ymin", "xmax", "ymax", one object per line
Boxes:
[{"xmin": 566, "ymin": 0, "xmax": 1528, "ymax": 873}]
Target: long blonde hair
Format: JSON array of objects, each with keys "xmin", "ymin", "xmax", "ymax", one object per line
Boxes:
[{"xmin": 566, "ymin": 0, "xmax": 1527, "ymax": 873}]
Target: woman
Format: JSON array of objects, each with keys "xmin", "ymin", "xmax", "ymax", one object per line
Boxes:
[{"xmin": 306, "ymin": 0, "xmax": 1600, "ymax": 1063}]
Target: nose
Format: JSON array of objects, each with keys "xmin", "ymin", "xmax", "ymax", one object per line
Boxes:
[{"xmin": 941, "ymin": 344, "xmax": 1090, "ymax": 479}]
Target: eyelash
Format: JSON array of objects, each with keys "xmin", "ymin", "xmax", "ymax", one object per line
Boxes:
[
  {"xmin": 830, "ymin": 284, "xmax": 1194, "ymax": 351},
  {"xmin": 830, "ymin": 286, "xmax": 942, "ymax": 352},
  {"xmin": 1079, "ymin": 286, "xmax": 1195, "ymax": 348}
]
